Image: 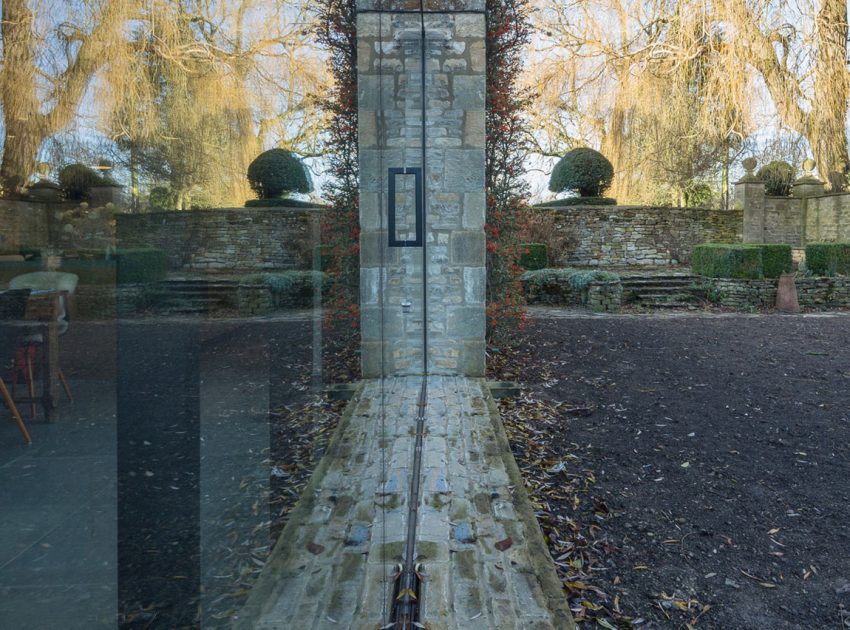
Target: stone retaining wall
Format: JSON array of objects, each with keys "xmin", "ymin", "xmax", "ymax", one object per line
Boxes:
[
  {"xmin": 534, "ymin": 205, "xmax": 742, "ymax": 266},
  {"xmin": 523, "ymin": 276, "xmax": 623, "ymax": 312},
  {"xmin": 117, "ymin": 208, "xmax": 319, "ymax": 272},
  {"xmin": 74, "ymin": 285, "xmax": 148, "ymax": 319},
  {"xmin": 707, "ymin": 276, "xmax": 850, "ymax": 310},
  {"xmin": 587, "ymin": 280, "xmax": 623, "ymax": 312}
]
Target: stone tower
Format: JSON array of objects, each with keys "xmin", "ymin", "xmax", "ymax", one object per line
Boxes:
[{"xmin": 357, "ymin": 0, "xmax": 486, "ymax": 377}]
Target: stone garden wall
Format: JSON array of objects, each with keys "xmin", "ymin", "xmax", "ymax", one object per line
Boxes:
[
  {"xmin": 737, "ymin": 179, "xmax": 850, "ymax": 247},
  {"xmin": 523, "ymin": 275, "xmax": 623, "ymax": 312},
  {"xmin": 117, "ymin": 208, "xmax": 319, "ymax": 272},
  {"xmin": 535, "ymin": 205, "xmax": 742, "ymax": 266},
  {"xmin": 0, "ymin": 200, "xmax": 50, "ymax": 251},
  {"xmin": 706, "ymin": 276, "xmax": 850, "ymax": 310}
]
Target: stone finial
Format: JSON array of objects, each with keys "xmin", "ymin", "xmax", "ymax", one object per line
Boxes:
[
  {"xmin": 736, "ymin": 157, "xmax": 761, "ymax": 184},
  {"xmin": 802, "ymin": 158, "xmax": 816, "ymax": 178}
]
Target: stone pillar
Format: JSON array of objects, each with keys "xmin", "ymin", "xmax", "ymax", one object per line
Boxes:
[
  {"xmin": 735, "ymin": 157, "xmax": 766, "ymax": 243},
  {"xmin": 357, "ymin": 1, "xmax": 486, "ymax": 377}
]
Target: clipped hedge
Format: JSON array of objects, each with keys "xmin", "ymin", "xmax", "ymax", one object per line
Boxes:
[
  {"xmin": 519, "ymin": 243, "xmax": 548, "ymax": 270},
  {"xmin": 757, "ymin": 244, "xmax": 793, "ymax": 278},
  {"xmin": 115, "ymin": 248, "xmax": 167, "ymax": 284},
  {"xmin": 244, "ymin": 198, "xmax": 320, "ymax": 209},
  {"xmin": 692, "ymin": 243, "xmax": 792, "ymax": 279},
  {"xmin": 805, "ymin": 243, "xmax": 850, "ymax": 276},
  {"xmin": 533, "ymin": 197, "xmax": 617, "ymax": 208}
]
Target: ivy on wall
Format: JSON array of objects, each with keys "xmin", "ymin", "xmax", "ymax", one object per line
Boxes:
[{"xmin": 485, "ymin": 0, "xmax": 533, "ymax": 343}]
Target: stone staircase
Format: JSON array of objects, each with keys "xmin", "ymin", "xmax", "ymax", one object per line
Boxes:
[
  {"xmin": 147, "ymin": 278, "xmax": 240, "ymax": 315},
  {"xmin": 620, "ymin": 272, "xmax": 707, "ymax": 309}
]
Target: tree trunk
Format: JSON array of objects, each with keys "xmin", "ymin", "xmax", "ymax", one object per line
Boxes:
[
  {"xmin": 0, "ymin": 0, "xmax": 132, "ymax": 195},
  {"xmin": 811, "ymin": 0, "xmax": 849, "ymax": 187},
  {"xmin": 0, "ymin": 0, "xmax": 42, "ymax": 195}
]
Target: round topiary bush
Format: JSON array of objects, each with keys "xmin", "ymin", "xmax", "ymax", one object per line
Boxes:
[
  {"xmin": 549, "ymin": 148, "xmax": 614, "ymax": 197},
  {"xmin": 757, "ymin": 160, "xmax": 795, "ymax": 196},
  {"xmin": 59, "ymin": 164, "xmax": 102, "ymax": 201},
  {"xmin": 247, "ymin": 149, "xmax": 312, "ymax": 200}
]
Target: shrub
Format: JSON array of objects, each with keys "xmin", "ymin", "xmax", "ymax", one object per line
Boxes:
[
  {"xmin": 548, "ymin": 148, "xmax": 614, "ymax": 197},
  {"xmin": 521, "ymin": 267, "xmax": 620, "ymax": 291},
  {"xmin": 59, "ymin": 164, "xmax": 102, "ymax": 201},
  {"xmin": 115, "ymin": 248, "xmax": 166, "ymax": 284},
  {"xmin": 519, "ymin": 243, "xmax": 548, "ymax": 270},
  {"xmin": 533, "ymin": 197, "xmax": 617, "ymax": 207},
  {"xmin": 757, "ymin": 161, "xmax": 795, "ymax": 196},
  {"xmin": 805, "ymin": 243, "xmax": 850, "ymax": 276},
  {"xmin": 247, "ymin": 149, "xmax": 312, "ymax": 200}
]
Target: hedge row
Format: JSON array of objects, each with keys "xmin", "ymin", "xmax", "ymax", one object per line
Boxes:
[
  {"xmin": 692, "ymin": 243, "xmax": 793, "ymax": 279},
  {"xmin": 533, "ymin": 197, "xmax": 617, "ymax": 208},
  {"xmin": 805, "ymin": 243, "xmax": 850, "ymax": 276},
  {"xmin": 0, "ymin": 248, "xmax": 165, "ymax": 285}
]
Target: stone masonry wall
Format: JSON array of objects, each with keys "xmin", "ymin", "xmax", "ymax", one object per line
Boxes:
[
  {"xmin": 117, "ymin": 208, "xmax": 319, "ymax": 272},
  {"xmin": 740, "ymin": 184, "xmax": 850, "ymax": 246},
  {"xmin": 358, "ymin": 9, "xmax": 487, "ymax": 376},
  {"xmin": 707, "ymin": 276, "xmax": 850, "ymax": 310},
  {"xmin": 535, "ymin": 205, "xmax": 742, "ymax": 266},
  {"xmin": 804, "ymin": 194, "xmax": 850, "ymax": 243},
  {"xmin": 0, "ymin": 200, "xmax": 50, "ymax": 251}
]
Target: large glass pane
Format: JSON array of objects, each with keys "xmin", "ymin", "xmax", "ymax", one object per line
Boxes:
[{"xmin": 0, "ymin": 1, "xmax": 388, "ymax": 627}]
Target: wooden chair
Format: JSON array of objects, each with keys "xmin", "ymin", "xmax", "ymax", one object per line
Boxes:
[
  {"xmin": 0, "ymin": 289, "xmax": 33, "ymax": 443},
  {"xmin": 10, "ymin": 272, "xmax": 78, "ymax": 416}
]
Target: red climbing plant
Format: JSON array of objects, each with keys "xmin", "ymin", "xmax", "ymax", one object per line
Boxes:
[
  {"xmin": 485, "ymin": 0, "xmax": 534, "ymax": 344},
  {"xmin": 315, "ymin": 0, "xmax": 361, "ymax": 379}
]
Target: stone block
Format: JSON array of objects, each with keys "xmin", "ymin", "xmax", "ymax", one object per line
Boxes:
[
  {"xmin": 443, "ymin": 149, "xmax": 485, "ymax": 192},
  {"xmin": 447, "ymin": 305, "xmax": 485, "ymax": 339},
  {"xmin": 450, "ymin": 230, "xmax": 485, "ymax": 265},
  {"xmin": 463, "ymin": 111, "xmax": 485, "ymax": 147},
  {"xmin": 452, "ymin": 75, "xmax": 486, "ymax": 111}
]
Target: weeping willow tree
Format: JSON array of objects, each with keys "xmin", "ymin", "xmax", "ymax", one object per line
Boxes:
[
  {"xmin": 106, "ymin": 0, "xmax": 327, "ymax": 208},
  {"xmin": 0, "ymin": 0, "xmax": 136, "ymax": 195},
  {"xmin": 624, "ymin": 5, "xmax": 751, "ymax": 205},
  {"xmin": 719, "ymin": 0, "xmax": 849, "ymax": 188},
  {"xmin": 529, "ymin": 0, "xmax": 752, "ymax": 205},
  {"xmin": 529, "ymin": 0, "xmax": 850, "ymax": 202}
]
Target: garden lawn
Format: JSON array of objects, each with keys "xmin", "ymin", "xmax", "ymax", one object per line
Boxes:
[{"xmin": 495, "ymin": 312, "xmax": 850, "ymax": 629}]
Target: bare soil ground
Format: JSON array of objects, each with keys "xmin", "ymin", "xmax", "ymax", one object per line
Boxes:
[{"xmin": 494, "ymin": 311, "xmax": 850, "ymax": 629}]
